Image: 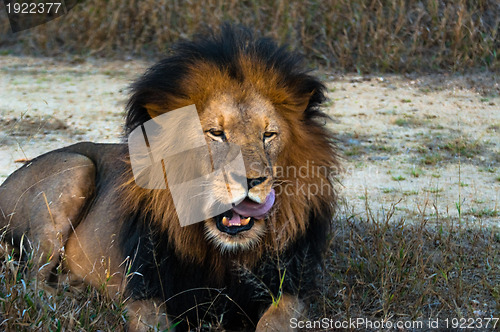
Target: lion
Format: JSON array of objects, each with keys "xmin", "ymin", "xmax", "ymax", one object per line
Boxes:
[{"xmin": 0, "ymin": 25, "xmax": 339, "ymax": 331}]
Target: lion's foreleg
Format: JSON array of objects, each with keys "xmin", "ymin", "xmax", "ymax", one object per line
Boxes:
[{"xmin": 255, "ymin": 294, "xmax": 304, "ymax": 331}]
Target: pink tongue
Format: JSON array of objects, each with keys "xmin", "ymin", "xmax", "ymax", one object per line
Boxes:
[
  {"xmin": 227, "ymin": 213, "xmax": 241, "ymax": 226},
  {"xmin": 231, "ymin": 189, "xmax": 276, "ymax": 221}
]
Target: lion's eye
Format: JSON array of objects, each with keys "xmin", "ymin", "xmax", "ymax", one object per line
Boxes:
[
  {"xmin": 207, "ymin": 129, "xmax": 225, "ymax": 140},
  {"xmin": 263, "ymin": 132, "xmax": 277, "ymax": 140},
  {"xmin": 210, "ymin": 130, "xmax": 224, "ymax": 136}
]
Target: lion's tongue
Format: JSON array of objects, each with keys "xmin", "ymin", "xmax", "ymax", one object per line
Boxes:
[
  {"xmin": 227, "ymin": 213, "xmax": 242, "ymax": 226},
  {"xmin": 232, "ymin": 189, "xmax": 275, "ymax": 220}
]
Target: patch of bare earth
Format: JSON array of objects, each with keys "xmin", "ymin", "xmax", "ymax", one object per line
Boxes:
[
  {"xmin": 0, "ymin": 55, "xmax": 149, "ymax": 180},
  {"xmin": 326, "ymin": 73, "xmax": 499, "ymax": 227}
]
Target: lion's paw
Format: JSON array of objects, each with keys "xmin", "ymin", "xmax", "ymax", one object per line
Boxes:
[{"xmin": 256, "ymin": 295, "xmax": 304, "ymax": 332}]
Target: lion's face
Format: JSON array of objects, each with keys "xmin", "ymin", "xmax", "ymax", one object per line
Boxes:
[
  {"xmin": 200, "ymin": 91, "xmax": 285, "ymax": 252},
  {"xmin": 125, "ymin": 35, "xmax": 337, "ymax": 263}
]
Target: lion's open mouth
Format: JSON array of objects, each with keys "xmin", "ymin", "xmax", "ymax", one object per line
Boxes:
[
  {"xmin": 215, "ymin": 210, "xmax": 256, "ymax": 235},
  {"xmin": 215, "ymin": 189, "xmax": 275, "ymax": 235}
]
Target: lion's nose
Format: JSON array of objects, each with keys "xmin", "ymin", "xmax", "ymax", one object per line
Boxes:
[{"xmin": 247, "ymin": 177, "xmax": 267, "ymax": 190}]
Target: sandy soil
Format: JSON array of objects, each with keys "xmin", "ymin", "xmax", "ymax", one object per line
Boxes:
[{"xmin": 0, "ymin": 55, "xmax": 498, "ymax": 226}]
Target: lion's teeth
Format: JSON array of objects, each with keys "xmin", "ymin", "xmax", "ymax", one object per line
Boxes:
[
  {"xmin": 222, "ymin": 216, "xmax": 229, "ymax": 226},
  {"xmin": 241, "ymin": 217, "xmax": 251, "ymax": 226}
]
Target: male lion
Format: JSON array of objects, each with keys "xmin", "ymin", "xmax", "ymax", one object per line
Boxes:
[{"xmin": 0, "ymin": 26, "xmax": 339, "ymax": 331}]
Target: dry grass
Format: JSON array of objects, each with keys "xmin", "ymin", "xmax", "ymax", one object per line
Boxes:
[
  {"xmin": 309, "ymin": 199, "xmax": 499, "ymax": 330},
  {"xmin": 0, "ymin": 242, "xmax": 125, "ymax": 331},
  {"xmin": 0, "ymin": 0, "xmax": 498, "ymax": 71}
]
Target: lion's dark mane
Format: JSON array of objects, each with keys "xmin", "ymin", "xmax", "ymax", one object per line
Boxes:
[{"xmin": 119, "ymin": 25, "xmax": 334, "ymax": 330}]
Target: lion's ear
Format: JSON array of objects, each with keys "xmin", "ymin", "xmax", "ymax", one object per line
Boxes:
[
  {"xmin": 282, "ymin": 93, "xmax": 312, "ymax": 113},
  {"xmin": 144, "ymin": 104, "xmax": 164, "ymax": 119},
  {"xmin": 291, "ymin": 98, "xmax": 310, "ymax": 113}
]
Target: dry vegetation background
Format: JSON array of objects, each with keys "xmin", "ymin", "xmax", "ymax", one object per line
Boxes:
[
  {"xmin": 0, "ymin": 0, "xmax": 499, "ymax": 331},
  {"xmin": 0, "ymin": 0, "xmax": 498, "ymax": 71}
]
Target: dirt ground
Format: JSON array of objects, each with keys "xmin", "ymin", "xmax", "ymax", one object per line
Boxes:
[{"xmin": 0, "ymin": 55, "xmax": 498, "ymax": 226}]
